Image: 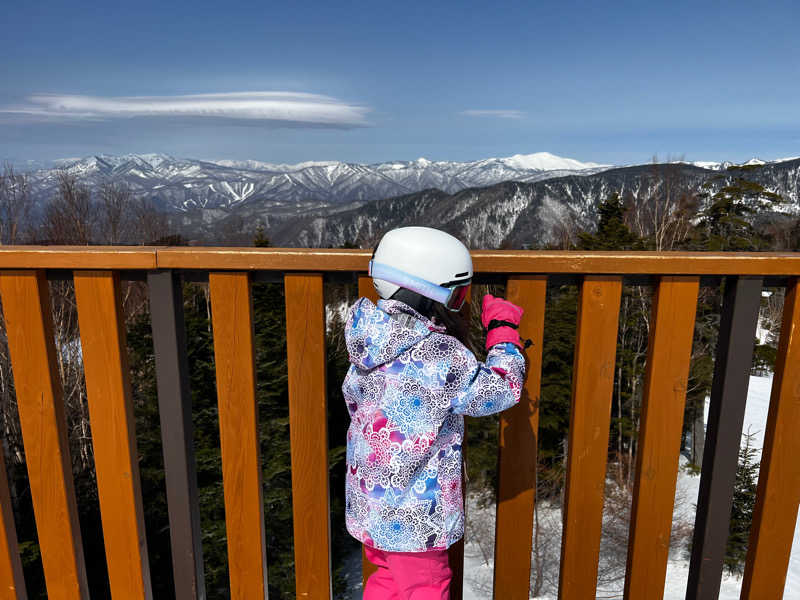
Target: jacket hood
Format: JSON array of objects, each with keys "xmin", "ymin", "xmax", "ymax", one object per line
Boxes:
[{"xmin": 345, "ymin": 298, "xmax": 446, "ymax": 370}]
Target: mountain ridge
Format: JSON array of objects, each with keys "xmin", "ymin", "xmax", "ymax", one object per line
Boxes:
[
  {"xmin": 24, "ymin": 151, "xmax": 610, "ymax": 215},
  {"xmin": 265, "ymin": 159, "xmax": 800, "ymax": 248},
  {"xmin": 15, "ymin": 152, "xmax": 800, "ymax": 248}
]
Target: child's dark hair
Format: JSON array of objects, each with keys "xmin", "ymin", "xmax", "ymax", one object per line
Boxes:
[
  {"xmin": 390, "ymin": 288, "xmax": 476, "ymax": 354},
  {"xmin": 432, "ymin": 303, "xmax": 477, "ymax": 355}
]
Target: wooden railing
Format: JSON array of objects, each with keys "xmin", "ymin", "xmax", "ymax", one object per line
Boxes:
[{"xmin": 0, "ymin": 247, "xmax": 799, "ymax": 599}]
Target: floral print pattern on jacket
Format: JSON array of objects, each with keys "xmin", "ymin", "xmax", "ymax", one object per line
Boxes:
[{"xmin": 343, "ymin": 297, "xmax": 526, "ymax": 552}]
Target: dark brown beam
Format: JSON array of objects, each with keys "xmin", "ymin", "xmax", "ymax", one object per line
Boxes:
[
  {"xmin": 686, "ymin": 276, "xmax": 762, "ymax": 600},
  {"xmin": 148, "ymin": 271, "xmax": 205, "ymax": 599}
]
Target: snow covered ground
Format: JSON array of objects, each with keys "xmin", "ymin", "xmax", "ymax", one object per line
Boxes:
[
  {"xmin": 463, "ymin": 374, "xmax": 800, "ymax": 599},
  {"xmin": 342, "ymin": 375, "xmax": 800, "ymax": 598}
]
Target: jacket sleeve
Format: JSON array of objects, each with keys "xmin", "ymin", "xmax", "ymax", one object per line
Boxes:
[{"xmin": 449, "ymin": 342, "xmax": 526, "ymax": 417}]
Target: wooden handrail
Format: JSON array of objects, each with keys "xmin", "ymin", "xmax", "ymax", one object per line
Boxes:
[
  {"xmin": 0, "ymin": 249, "xmax": 798, "ymax": 600},
  {"xmin": 1, "ymin": 246, "xmax": 800, "ymax": 274}
]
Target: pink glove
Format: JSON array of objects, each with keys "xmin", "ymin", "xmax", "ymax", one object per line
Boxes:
[{"xmin": 481, "ymin": 294, "xmax": 524, "ymax": 350}]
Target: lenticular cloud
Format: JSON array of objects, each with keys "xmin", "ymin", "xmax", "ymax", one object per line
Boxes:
[
  {"xmin": 4, "ymin": 92, "xmax": 370, "ymax": 127},
  {"xmin": 460, "ymin": 109, "xmax": 525, "ymax": 119}
]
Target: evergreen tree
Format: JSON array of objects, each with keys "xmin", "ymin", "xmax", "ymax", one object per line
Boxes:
[
  {"xmin": 682, "ymin": 172, "xmax": 783, "ymax": 463},
  {"xmin": 538, "ymin": 285, "xmax": 578, "ymax": 471},
  {"xmin": 693, "ymin": 175, "xmax": 781, "ymax": 251},
  {"xmin": 577, "ymin": 194, "xmax": 642, "ymax": 251},
  {"xmin": 725, "ymin": 433, "xmax": 760, "ymax": 575},
  {"xmin": 253, "ymin": 225, "xmax": 270, "ymax": 248},
  {"xmin": 538, "ymin": 195, "xmax": 644, "ymax": 483}
]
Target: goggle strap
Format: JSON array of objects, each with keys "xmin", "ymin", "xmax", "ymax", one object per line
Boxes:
[{"xmin": 369, "ymin": 261, "xmax": 455, "ymax": 306}]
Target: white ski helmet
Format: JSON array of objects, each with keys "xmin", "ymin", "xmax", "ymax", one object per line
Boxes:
[{"xmin": 369, "ymin": 226, "xmax": 473, "ymax": 311}]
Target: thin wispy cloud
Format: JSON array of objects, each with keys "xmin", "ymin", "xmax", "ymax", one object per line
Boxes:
[
  {"xmin": 1, "ymin": 92, "xmax": 370, "ymax": 127},
  {"xmin": 460, "ymin": 109, "xmax": 525, "ymax": 119}
]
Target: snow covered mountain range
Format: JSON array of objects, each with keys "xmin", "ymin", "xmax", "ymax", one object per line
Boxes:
[
  {"xmin": 26, "ymin": 151, "xmax": 610, "ymax": 215},
  {"xmin": 20, "ymin": 152, "xmax": 800, "ymax": 247},
  {"xmin": 271, "ymin": 159, "xmax": 800, "ymax": 248}
]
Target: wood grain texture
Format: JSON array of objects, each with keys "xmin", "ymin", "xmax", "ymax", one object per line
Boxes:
[
  {"xmin": 0, "ymin": 246, "xmax": 799, "ymax": 275},
  {"xmin": 159, "ymin": 247, "xmax": 368, "ymax": 272},
  {"xmin": 152, "ymin": 247, "xmax": 800, "ymax": 275},
  {"xmin": 493, "ymin": 276, "xmax": 547, "ymax": 599},
  {"xmin": 73, "ymin": 271, "xmax": 152, "ymax": 599},
  {"xmin": 470, "ymin": 251, "xmax": 800, "ymax": 276},
  {"xmin": 0, "ymin": 270, "xmax": 87, "ymax": 599},
  {"xmin": 285, "ymin": 273, "xmax": 332, "ymax": 599},
  {"xmin": 624, "ymin": 276, "xmax": 699, "ymax": 599},
  {"xmin": 740, "ymin": 278, "xmax": 800, "ymax": 599},
  {"xmin": 558, "ymin": 276, "xmax": 622, "ymax": 600},
  {"xmin": 0, "ymin": 444, "xmax": 26, "ymax": 600},
  {"xmin": 208, "ymin": 272, "xmax": 268, "ymax": 600},
  {"xmin": 0, "ymin": 247, "xmax": 155, "ymax": 269}
]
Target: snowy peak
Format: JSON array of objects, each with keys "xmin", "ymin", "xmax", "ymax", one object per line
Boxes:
[
  {"xmin": 500, "ymin": 152, "xmax": 608, "ymax": 171},
  {"xmin": 24, "ymin": 152, "xmax": 800, "ymax": 220},
  {"xmin": 26, "ymin": 151, "xmax": 611, "ymax": 215}
]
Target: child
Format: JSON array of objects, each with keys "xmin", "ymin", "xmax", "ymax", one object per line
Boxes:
[{"xmin": 343, "ymin": 226, "xmax": 527, "ymax": 599}]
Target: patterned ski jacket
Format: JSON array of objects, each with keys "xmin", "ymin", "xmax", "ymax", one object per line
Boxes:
[{"xmin": 343, "ymin": 297, "xmax": 526, "ymax": 552}]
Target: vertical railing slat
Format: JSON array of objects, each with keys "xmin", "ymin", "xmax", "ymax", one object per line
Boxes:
[
  {"xmin": 0, "ymin": 270, "xmax": 87, "ymax": 599},
  {"xmin": 73, "ymin": 271, "xmax": 152, "ymax": 599},
  {"xmin": 357, "ymin": 275, "xmax": 379, "ymax": 304},
  {"xmin": 686, "ymin": 276, "xmax": 762, "ymax": 600},
  {"xmin": 285, "ymin": 273, "xmax": 332, "ymax": 599},
  {"xmin": 624, "ymin": 276, "xmax": 699, "ymax": 599},
  {"xmin": 492, "ymin": 275, "xmax": 547, "ymax": 599},
  {"xmin": 208, "ymin": 272, "xmax": 268, "ymax": 599},
  {"xmin": 0, "ymin": 443, "xmax": 26, "ymax": 600},
  {"xmin": 740, "ymin": 277, "xmax": 800, "ymax": 599},
  {"xmin": 147, "ymin": 271, "xmax": 205, "ymax": 599},
  {"xmin": 558, "ymin": 275, "xmax": 622, "ymax": 600},
  {"xmin": 356, "ymin": 276, "xmax": 380, "ymax": 587}
]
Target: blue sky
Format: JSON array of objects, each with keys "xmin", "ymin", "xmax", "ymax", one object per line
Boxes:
[{"xmin": 1, "ymin": 0, "xmax": 798, "ymax": 166}]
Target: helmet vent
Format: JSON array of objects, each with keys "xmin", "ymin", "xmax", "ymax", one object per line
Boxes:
[{"xmin": 455, "ymin": 272, "xmax": 469, "ymax": 278}]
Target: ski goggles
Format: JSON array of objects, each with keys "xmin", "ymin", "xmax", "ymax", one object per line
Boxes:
[{"xmin": 369, "ymin": 261, "xmax": 471, "ymax": 312}]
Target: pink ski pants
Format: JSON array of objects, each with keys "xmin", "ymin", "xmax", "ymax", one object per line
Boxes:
[{"xmin": 363, "ymin": 545, "xmax": 452, "ymax": 600}]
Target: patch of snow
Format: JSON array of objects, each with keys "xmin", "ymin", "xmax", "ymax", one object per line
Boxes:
[
  {"xmin": 501, "ymin": 152, "xmax": 608, "ymax": 171},
  {"xmin": 459, "ymin": 374, "xmax": 800, "ymax": 599},
  {"xmin": 690, "ymin": 161, "xmax": 723, "ymax": 170}
]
